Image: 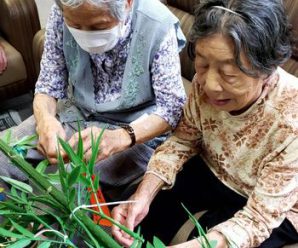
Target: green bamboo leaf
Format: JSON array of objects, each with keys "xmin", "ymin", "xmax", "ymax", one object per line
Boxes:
[
  {"xmin": 37, "ymin": 241, "xmax": 52, "ymax": 248},
  {"xmin": 6, "ymin": 239, "xmax": 31, "ymax": 248},
  {"xmin": 79, "ymin": 174, "xmax": 90, "ymax": 187},
  {"xmin": 0, "ymin": 210, "xmax": 13, "ymax": 215},
  {"xmin": 0, "ymin": 226, "xmax": 24, "ymax": 239},
  {"xmin": 20, "ymin": 192, "xmax": 27, "ymax": 202},
  {"xmin": 85, "ymin": 241, "xmax": 95, "ymax": 248},
  {"xmin": 68, "ymin": 187, "xmax": 76, "ymax": 206},
  {"xmin": 68, "ymin": 166, "xmax": 81, "ymax": 187},
  {"xmin": 131, "ymin": 239, "xmax": 143, "ymax": 248},
  {"xmin": 57, "ymin": 149, "xmax": 67, "ymax": 193},
  {"xmin": 9, "ymin": 219, "xmax": 34, "ymax": 238},
  {"xmin": 77, "ymin": 121, "xmax": 84, "ymax": 160},
  {"xmin": 47, "ymin": 173, "xmax": 61, "ymax": 183},
  {"xmin": 153, "ymin": 237, "xmax": 166, "ymax": 248},
  {"xmin": 146, "ymin": 242, "xmax": 154, "ymax": 248},
  {"xmin": 10, "ymin": 187, "xmax": 18, "ymax": 198},
  {"xmin": 6, "ymin": 193, "xmax": 28, "ymax": 205},
  {"xmin": 94, "ymin": 174, "xmax": 100, "ymax": 191},
  {"xmin": 36, "ymin": 160, "xmax": 49, "ymax": 174},
  {"xmin": 12, "ymin": 134, "xmax": 37, "ymax": 146},
  {"xmin": 88, "ymin": 127, "xmax": 106, "ymax": 174},
  {"xmin": 181, "ymin": 203, "xmax": 212, "ymax": 248},
  {"xmin": 0, "ymin": 176, "xmax": 32, "ymax": 194},
  {"xmin": 2, "ymin": 129, "xmax": 12, "ymax": 143},
  {"xmin": 58, "ymin": 138, "xmax": 83, "ymax": 166},
  {"xmin": 29, "ymin": 196, "xmax": 65, "ymax": 211}
]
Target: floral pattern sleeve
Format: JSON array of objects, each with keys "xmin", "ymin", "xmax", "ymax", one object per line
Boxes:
[
  {"xmin": 146, "ymin": 78, "xmax": 202, "ymax": 187},
  {"xmin": 35, "ymin": 4, "xmax": 68, "ymax": 99},
  {"xmin": 212, "ymin": 136, "xmax": 298, "ymax": 248},
  {"xmin": 150, "ymin": 27, "xmax": 186, "ymax": 128}
]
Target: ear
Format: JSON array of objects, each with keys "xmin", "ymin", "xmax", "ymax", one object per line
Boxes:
[{"xmin": 125, "ymin": 0, "xmax": 133, "ymax": 10}]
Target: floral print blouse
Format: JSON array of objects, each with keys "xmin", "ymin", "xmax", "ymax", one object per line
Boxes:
[
  {"xmin": 147, "ymin": 67, "xmax": 298, "ymax": 247},
  {"xmin": 35, "ymin": 4, "xmax": 186, "ymax": 128}
]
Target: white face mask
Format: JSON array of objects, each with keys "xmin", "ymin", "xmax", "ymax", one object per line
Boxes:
[{"xmin": 66, "ymin": 23, "xmax": 124, "ymax": 54}]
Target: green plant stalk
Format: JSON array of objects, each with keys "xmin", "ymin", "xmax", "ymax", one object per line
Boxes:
[
  {"xmin": 0, "ymin": 139, "xmax": 121, "ymax": 248},
  {"xmin": 86, "ymin": 208, "xmax": 144, "ymax": 242}
]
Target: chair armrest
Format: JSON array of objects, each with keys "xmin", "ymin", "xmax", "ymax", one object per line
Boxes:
[
  {"xmin": 0, "ymin": 0, "xmax": 41, "ymax": 87},
  {"xmin": 33, "ymin": 29, "xmax": 45, "ymax": 76}
]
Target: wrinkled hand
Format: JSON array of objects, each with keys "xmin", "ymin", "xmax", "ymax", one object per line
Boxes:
[
  {"xmin": 36, "ymin": 115, "xmax": 66, "ymax": 164},
  {"xmin": 111, "ymin": 194, "xmax": 150, "ymax": 247},
  {"xmin": 0, "ymin": 44, "xmax": 7, "ymax": 74},
  {"xmin": 68, "ymin": 126, "xmax": 131, "ymax": 162}
]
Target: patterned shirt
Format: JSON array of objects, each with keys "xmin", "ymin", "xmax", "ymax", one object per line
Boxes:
[
  {"xmin": 35, "ymin": 4, "xmax": 186, "ymax": 128},
  {"xmin": 147, "ymin": 67, "xmax": 298, "ymax": 248}
]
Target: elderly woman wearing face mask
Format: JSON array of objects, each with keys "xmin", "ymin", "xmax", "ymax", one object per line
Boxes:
[
  {"xmin": 112, "ymin": 0, "xmax": 298, "ymax": 247},
  {"xmin": 0, "ymin": 0, "xmax": 186, "ymax": 198}
]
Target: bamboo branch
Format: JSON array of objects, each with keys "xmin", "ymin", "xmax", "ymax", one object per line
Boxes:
[{"xmin": 0, "ymin": 139, "xmax": 121, "ymax": 248}]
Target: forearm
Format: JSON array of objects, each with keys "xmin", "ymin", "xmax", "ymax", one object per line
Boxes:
[
  {"xmin": 133, "ymin": 173, "xmax": 165, "ymax": 204},
  {"xmin": 130, "ymin": 114, "xmax": 171, "ymax": 145},
  {"xmin": 33, "ymin": 93, "xmax": 58, "ymax": 127}
]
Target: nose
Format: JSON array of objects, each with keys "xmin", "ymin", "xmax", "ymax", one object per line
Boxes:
[{"xmin": 203, "ymin": 69, "xmax": 223, "ymax": 92}]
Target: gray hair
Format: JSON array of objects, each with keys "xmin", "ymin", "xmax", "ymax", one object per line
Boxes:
[
  {"xmin": 55, "ymin": 0, "xmax": 127, "ymax": 21},
  {"xmin": 189, "ymin": 0, "xmax": 293, "ymax": 77}
]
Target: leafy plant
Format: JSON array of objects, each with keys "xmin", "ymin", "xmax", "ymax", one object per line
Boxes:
[
  {"xmin": 0, "ymin": 128, "xmax": 140, "ymax": 247},
  {"xmin": 182, "ymin": 204, "xmax": 217, "ymax": 248},
  {"xmin": 0, "ymin": 128, "xmax": 215, "ymax": 248}
]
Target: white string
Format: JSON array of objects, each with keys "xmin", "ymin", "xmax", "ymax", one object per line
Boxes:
[
  {"xmin": 70, "ymin": 200, "xmax": 138, "ymax": 219},
  {"xmin": 34, "ymin": 229, "xmax": 69, "ymax": 243}
]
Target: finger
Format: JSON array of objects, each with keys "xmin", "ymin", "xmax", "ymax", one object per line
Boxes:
[
  {"xmin": 68, "ymin": 132, "xmax": 79, "ymax": 148},
  {"xmin": 124, "ymin": 207, "xmax": 137, "ymax": 233},
  {"xmin": 112, "ymin": 206, "xmax": 136, "ymax": 247},
  {"xmin": 48, "ymin": 157, "xmax": 58, "ymax": 165},
  {"xmin": 116, "ymin": 232, "xmax": 134, "ymax": 248},
  {"xmin": 37, "ymin": 144, "xmax": 46, "ymax": 156},
  {"xmin": 83, "ymin": 148, "xmax": 92, "ymax": 162}
]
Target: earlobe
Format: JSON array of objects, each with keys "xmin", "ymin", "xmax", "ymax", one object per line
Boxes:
[{"xmin": 126, "ymin": 0, "xmax": 133, "ymax": 10}]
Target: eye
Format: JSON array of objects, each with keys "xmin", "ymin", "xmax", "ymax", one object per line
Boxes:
[
  {"xmin": 221, "ymin": 71, "xmax": 237, "ymax": 83},
  {"xmin": 195, "ymin": 58, "xmax": 209, "ymax": 72}
]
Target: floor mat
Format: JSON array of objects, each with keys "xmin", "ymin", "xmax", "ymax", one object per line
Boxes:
[
  {"xmin": 0, "ymin": 110, "xmax": 22, "ymax": 131},
  {"xmin": 0, "ymin": 93, "xmax": 33, "ymax": 131}
]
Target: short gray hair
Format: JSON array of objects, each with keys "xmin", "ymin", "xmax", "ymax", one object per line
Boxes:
[
  {"xmin": 189, "ymin": 0, "xmax": 293, "ymax": 77},
  {"xmin": 55, "ymin": 0, "xmax": 127, "ymax": 21}
]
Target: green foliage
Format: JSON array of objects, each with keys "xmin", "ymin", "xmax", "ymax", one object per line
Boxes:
[
  {"xmin": 182, "ymin": 204, "xmax": 217, "ymax": 248},
  {"xmin": 0, "ymin": 129, "xmax": 123, "ymax": 247},
  {"xmin": 0, "ymin": 128, "xmax": 215, "ymax": 248}
]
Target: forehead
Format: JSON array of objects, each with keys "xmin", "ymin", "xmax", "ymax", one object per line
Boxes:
[
  {"xmin": 195, "ymin": 34, "xmax": 236, "ymax": 63},
  {"xmin": 195, "ymin": 33, "xmax": 253, "ymax": 70},
  {"xmin": 63, "ymin": 2, "xmax": 116, "ymax": 25}
]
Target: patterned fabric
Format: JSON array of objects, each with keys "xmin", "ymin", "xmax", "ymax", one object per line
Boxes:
[
  {"xmin": 35, "ymin": 4, "xmax": 186, "ymax": 128},
  {"xmin": 147, "ymin": 67, "xmax": 298, "ymax": 247}
]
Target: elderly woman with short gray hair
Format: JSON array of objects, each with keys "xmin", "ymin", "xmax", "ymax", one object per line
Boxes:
[
  {"xmin": 112, "ymin": 0, "xmax": 298, "ymax": 247},
  {"xmin": 0, "ymin": 0, "xmax": 187, "ymax": 200}
]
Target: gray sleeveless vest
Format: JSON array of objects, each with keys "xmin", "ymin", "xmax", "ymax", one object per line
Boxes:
[{"xmin": 62, "ymin": 0, "xmax": 186, "ymax": 124}]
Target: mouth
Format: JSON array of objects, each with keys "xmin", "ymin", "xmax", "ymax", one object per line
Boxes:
[{"xmin": 208, "ymin": 98, "xmax": 231, "ymax": 106}]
